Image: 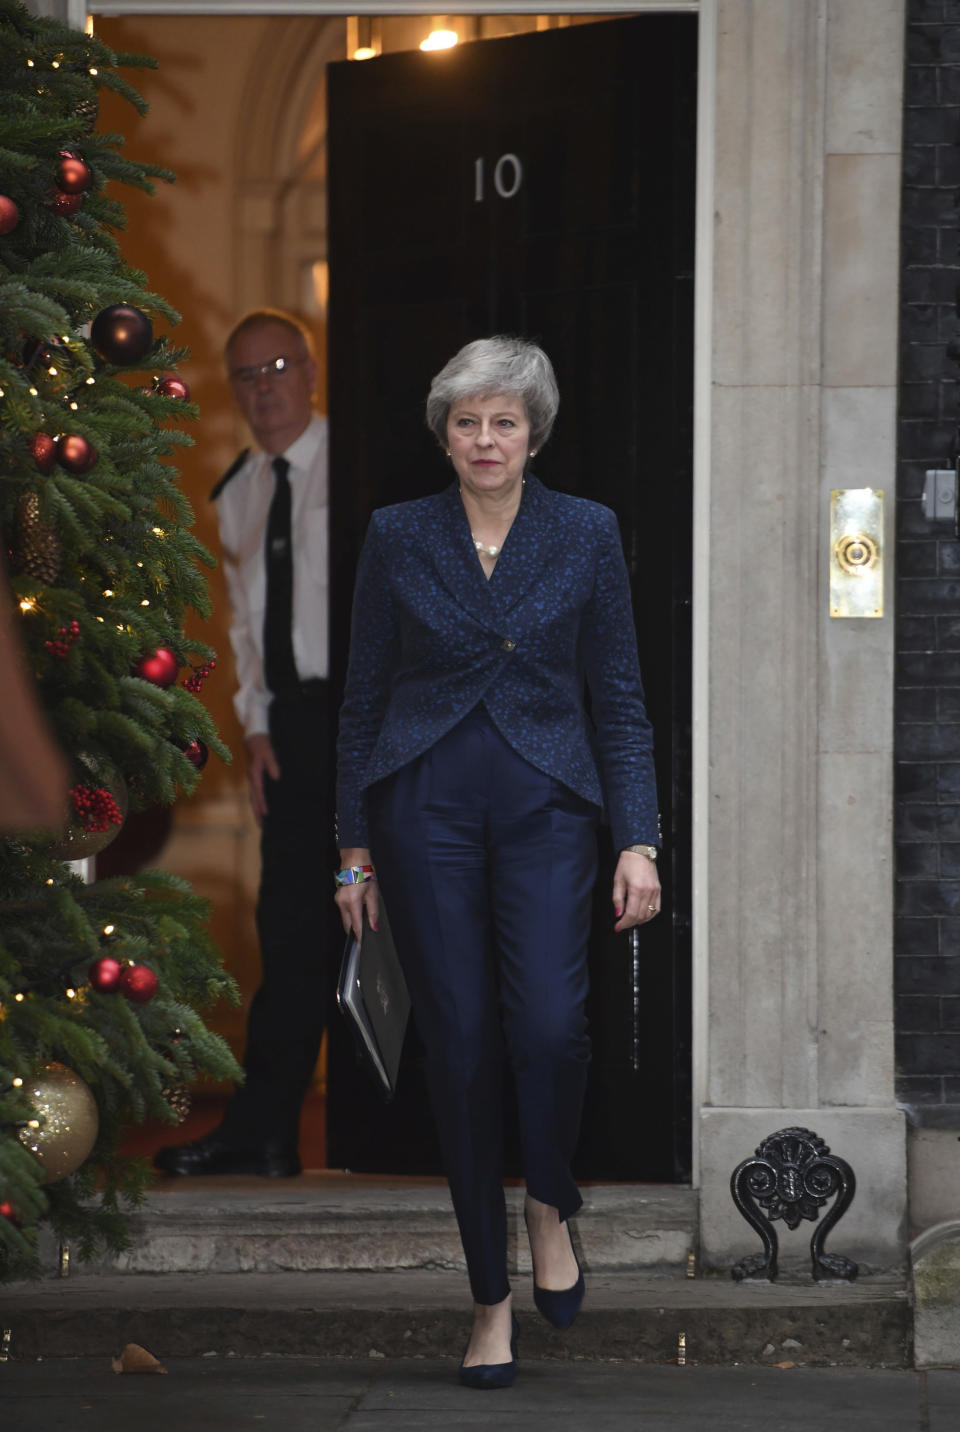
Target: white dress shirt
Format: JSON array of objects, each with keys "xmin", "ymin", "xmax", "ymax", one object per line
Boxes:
[{"xmin": 214, "ymin": 414, "xmax": 329, "ymax": 739}]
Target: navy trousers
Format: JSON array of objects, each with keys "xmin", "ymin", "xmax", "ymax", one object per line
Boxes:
[{"xmin": 368, "ymin": 706, "xmax": 598, "ymax": 1306}]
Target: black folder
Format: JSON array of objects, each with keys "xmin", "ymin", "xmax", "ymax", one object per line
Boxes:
[{"xmin": 336, "ymin": 900, "xmax": 410, "ymax": 1100}]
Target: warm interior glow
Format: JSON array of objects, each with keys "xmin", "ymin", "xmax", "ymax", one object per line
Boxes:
[
  {"xmin": 346, "ymin": 15, "xmax": 379, "ymax": 61},
  {"xmin": 421, "ymin": 29, "xmax": 458, "ymax": 51},
  {"xmin": 312, "ymin": 259, "xmax": 329, "ymax": 317}
]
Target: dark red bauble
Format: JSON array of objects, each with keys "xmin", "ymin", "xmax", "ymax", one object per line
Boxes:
[
  {"xmin": 89, "ymin": 955, "xmax": 123, "ymax": 992},
  {"xmin": 31, "ymin": 433, "xmax": 57, "ymax": 474},
  {"xmin": 0, "ymin": 1201, "xmax": 20, "ymax": 1226},
  {"xmin": 182, "ymin": 738, "xmax": 209, "ymax": 771},
  {"xmin": 0, "ymin": 195, "xmax": 20, "ymax": 234},
  {"xmin": 156, "ymin": 375, "xmax": 190, "ymax": 402},
  {"xmin": 55, "ymin": 152, "xmax": 92, "ymax": 196},
  {"xmin": 135, "ymin": 647, "xmax": 180, "ymax": 688},
  {"xmin": 118, "ymin": 963, "xmax": 158, "ymax": 1004},
  {"xmin": 91, "ymin": 304, "xmax": 153, "ymax": 366},
  {"xmin": 56, "ymin": 433, "xmax": 98, "ymax": 475},
  {"xmin": 52, "ymin": 190, "xmax": 83, "ymax": 218}
]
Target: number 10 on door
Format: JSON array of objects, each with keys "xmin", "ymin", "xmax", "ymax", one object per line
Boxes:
[{"xmin": 474, "ymin": 154, "xmax": 523, "ymax": 202}]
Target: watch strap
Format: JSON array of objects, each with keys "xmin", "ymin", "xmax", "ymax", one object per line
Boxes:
[{"xmin": 334, "ymin": 864, "xmax": 376, "ymax": 887}]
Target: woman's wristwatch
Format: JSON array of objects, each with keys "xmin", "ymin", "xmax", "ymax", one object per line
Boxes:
[
  {"xmin": 334, "ymin": 864, "xmax": 376, "ymax": 887},
  {"xmin": 623, "ymin": 844, "xmax": 658, "ymax": 861}
]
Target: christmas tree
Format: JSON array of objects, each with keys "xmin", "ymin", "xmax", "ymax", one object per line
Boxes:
[{"xmin": 0, "ymin": 0, "xmax": 240, "ymax": 1280}]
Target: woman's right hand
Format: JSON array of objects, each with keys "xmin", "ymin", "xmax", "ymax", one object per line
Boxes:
[{"xmin": 334, "ymin": 847, "xmax": 380, "ymax": 940}]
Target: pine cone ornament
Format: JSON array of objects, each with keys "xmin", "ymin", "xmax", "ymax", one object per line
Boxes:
[
  {"xmin": 161, "ymin": 1080, "xmax": 191, "ymax": 1123},
  {"xmin": 13, "ymin": 493, "xmax": 61, "ymax": 583}
]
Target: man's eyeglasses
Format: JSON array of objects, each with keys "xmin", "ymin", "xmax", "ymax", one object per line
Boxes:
[{"xmin": 229, "ymin": 355, "xmax": 307, "ymax": 387}]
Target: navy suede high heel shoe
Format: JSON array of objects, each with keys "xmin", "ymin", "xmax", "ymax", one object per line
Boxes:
[
  {"xmin": 458, "ymin": 1313, "xmax": 519, "ymax": 1390},
  {"xmin": 525, "ymin": 1208, "xmax": 585, "ymax": 1331}
]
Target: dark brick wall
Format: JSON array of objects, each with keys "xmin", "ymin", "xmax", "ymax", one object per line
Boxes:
[{"xmin": 896, "ymin": 0, "xmax": 960, "ymax": 1122}]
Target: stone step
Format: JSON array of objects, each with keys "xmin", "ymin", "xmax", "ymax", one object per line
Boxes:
[
  {"xmin": 66, "ymin": 1176, "xmax": 698, "ymax": 1277},
  {"xmin": 1, "ymin": 1268, "xmax": 911, "ymax": 1367}
]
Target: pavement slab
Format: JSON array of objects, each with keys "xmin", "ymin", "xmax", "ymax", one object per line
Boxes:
[
  {"xmin": 2, "ymin": 1358, "xmax": 954, "ymax": 1432},
  {"xmin": 927, "ymin": 1369, "xmax": 960, "ymax": 1432}
]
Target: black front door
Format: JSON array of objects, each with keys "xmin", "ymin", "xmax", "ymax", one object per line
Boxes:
[{"xmin": 327, "ymin": 14, "xmax": 696, "ymax": 1182}]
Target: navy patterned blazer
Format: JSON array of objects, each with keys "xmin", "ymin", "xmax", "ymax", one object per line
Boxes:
[{"xmin": 336, "ymin": 473, "xmax": 659, "ymax": 852}]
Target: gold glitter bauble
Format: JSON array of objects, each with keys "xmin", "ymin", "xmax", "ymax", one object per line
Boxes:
[
  {"xmin": 13, "ymin": 492, "xmax": 62, "ymax": 583},
  {"xmin": 18, "ymin": 1061, "xmax": 99, "ymax": 1184}
]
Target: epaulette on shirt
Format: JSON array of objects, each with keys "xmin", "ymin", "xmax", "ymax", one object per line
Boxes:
[{"xmin": 209, "ymin": 448, "xmax": 250, "ymax": 502}]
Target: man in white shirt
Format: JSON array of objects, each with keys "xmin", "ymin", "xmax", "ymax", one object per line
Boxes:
[{"xmin": 155, "ymin": 309, "xmax": 330, "ymax": 1177}]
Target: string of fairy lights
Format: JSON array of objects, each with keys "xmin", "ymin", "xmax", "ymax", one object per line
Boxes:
[{"xmin": 0, "ymin": 921, "xmax": 160, "ymax": 1018}]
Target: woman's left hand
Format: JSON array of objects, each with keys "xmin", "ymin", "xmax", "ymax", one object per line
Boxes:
[{"xmin": 612, "ymin": 851, "xmax": 661, "ymax": 932}]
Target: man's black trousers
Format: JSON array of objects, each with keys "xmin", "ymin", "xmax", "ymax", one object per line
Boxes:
[{"xmin": 219, "ymin": 680, "xmax": 332, "ymax": 1152}]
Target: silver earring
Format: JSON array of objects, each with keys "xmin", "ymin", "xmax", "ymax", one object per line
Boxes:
[
  {"xmin": 445, "ymin": 449, "xmax": 451, "ymax": 457},
  {"xmin": 529, "ymin": 449, "xmax": 537, "ymax": 457}
]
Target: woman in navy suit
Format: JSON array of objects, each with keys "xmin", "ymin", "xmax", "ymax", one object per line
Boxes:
[{"xmin": 335, "ymin": 337, "xmax": 660, "ymax": 1388}]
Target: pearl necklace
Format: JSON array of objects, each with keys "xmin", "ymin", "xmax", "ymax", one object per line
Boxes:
[{"xmin": 464, "ymin": 477, "xmax": 524, "ymax": 560}]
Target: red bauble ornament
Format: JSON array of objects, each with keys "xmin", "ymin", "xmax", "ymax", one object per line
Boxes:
[
  {"xmin": 31, "ymin": 433, "xmax": 57, "ymax": 474},
  {"xmin": 89, "ymin": 955, "xmax": 123, "ymax": 993},
  {"xmin": 182, "ymin": 738, "xmax": 209, "ymax": 771},
  {"xmin": 156, "ymin": 375, "xmax": 190, "ymax": 402},
  {"xmin": 56, "ymin": 433, "xmax": 98, "ymax": 475},
  {"xmin": 52, "ymin": 190, "xmax": 83, "ymax": 218},
  {"xmin": 0, "ymin": 1200, "xmax": 20, "ymax": 1227},
  {"xmin": 135, "ymin": 647, "xmax": 180, "ymax": 688},
  {"xmin": 118, "ymin": 964, "xmax": 158, "ymax": 1004},
  {"xmin": 91, "ymin": 304, "xmax": 153, "ymax": 366},
  {"xmin": 55, "ymin": 152, "xmax": 92, "ymax": 196},
  {"xmin": 0, "ymin": 195, "xmax": 20, "ymax": 235}
]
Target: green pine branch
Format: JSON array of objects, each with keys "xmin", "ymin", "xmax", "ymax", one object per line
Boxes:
[{"xmin": 0, "ymin": 0, "xmax": 240, "ymax": 1281}]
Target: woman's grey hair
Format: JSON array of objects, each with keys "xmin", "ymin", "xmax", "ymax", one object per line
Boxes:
[{"xmin": 425, "ymin": 336, "xmax": 559, "ymax": 451}]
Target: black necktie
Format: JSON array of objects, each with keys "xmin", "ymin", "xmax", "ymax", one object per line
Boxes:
[{"xmin": 263, "ymin": 456, "xmax": 299, "ymax": 695}]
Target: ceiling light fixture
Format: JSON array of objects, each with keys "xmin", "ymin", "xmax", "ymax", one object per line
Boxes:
[{"xmin": 421, "ymin": 15, "xmax": 458, "ymax": 51}]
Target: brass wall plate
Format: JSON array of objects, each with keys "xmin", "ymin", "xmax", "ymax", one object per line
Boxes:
[{"xmin": 829, "ymin": 489, "xmax": 884, "ymax": 618}]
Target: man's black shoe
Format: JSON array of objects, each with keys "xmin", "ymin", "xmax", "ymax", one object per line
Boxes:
[{"xmin": 152, "ymin": 1131, "xmax": 301, "ymax": 1178}]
